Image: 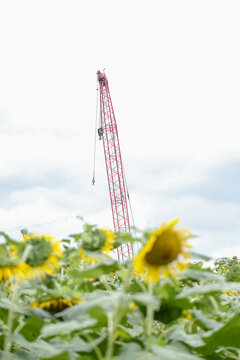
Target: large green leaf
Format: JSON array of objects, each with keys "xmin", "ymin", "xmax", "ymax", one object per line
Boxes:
[
  {"xmin": 11, "ymin": 334, "xmax": 65, "ymax": 358},
  {"xmin": 179, "ymin": 269, "xmax": 223, "ymax": 282},
  {"xmin": 177, "ymin": 282, "xmax": 240, "ymax": 298},
  {"xmin": 56, "ymin": 292, "xmax": 115, "ymax": 321},
  {"xmin": 31, "ymin": 307, "xmax": 56, "ymax": 320},
  {"xmin": 0, "ymin": 298, "xmax": 27, "ymax": 314},
  {"xmin": 44, "ymin": 353, "xmax": 70, "ymax": 360},
  {"xmin": 198, "ymin": 313, "xmax": 240, "ymax": 355},
  {"xmin": 166, "ymin": 326, "xmax": 205, "ymax": 348},
  {"xmin": 70, "ymin": 258, "xmax": 119, "ymax": 282},
  {"xmin": 117, "ymin": 341, "xmax": 204, "ymax": 360},
  {"xmin": 131, "ymin": 293, "xmax": 160, "ymax": 310},
  {"xmin": 20, "ymin": 316, "xmax": 45, "ymax": 341},
  {"xmin": 151, "ymin": 344, "xmax": 203, "ymax": 359},
  {"xmin": 116, "ymin": 342, "xmax": 147, "ymax": 360},
  {"xmin": 191, "ymin": 310, "xmax": 222, "ymax": 331},
  {"xmin": 87, "ymin": 306, "xmax": 108, "ymax": 327},
  {"xmin": 41, "ymin": 319, "xmax": 97, "ymax": 337},
  {"xmin": 4, "ymin": 351, "xmax": 37, "ymax": 360},
  {"xmin": 154, "ymin": 280, "xmax": 192, "ymax": 324},
  {"xmin": 12, "ymin": 333, "xmax": 105, "ymax": 357},
  {"xmin": 0, "ymin": 350, "xmax": 36, "ymax": 360}
]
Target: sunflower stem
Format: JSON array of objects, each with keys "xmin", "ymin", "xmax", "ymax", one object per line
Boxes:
[
  {"xmin": 3, "ymin": 278, "xmax": 18, "ymax": 360},
  {"xmin": 105, "ymin": 260, "xmax": 133, "ymax": 360},
  {"xmin": 146, "ymin": 281, "xmax": 154, "ymax": 351},
  {"xmin": 101, "ymin": 275, "xmax": 112, "ymax": 292},
  {"xmin": 83, "ymin": 333, "xmax": 103, "ymax": 360}
]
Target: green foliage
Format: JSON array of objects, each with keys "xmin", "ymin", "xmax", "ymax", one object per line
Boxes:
[
  {"xmin": 0, "ymin": 222, "xmax": 239, "ymax": 359},
  {"xmin": 215, "ymin": 256, "xmax": 240, "ymax": 282}
]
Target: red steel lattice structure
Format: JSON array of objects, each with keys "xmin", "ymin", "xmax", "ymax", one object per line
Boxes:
[{"xmin": 97, "ymin": 70, "xmax": 133, "ymax": 260}]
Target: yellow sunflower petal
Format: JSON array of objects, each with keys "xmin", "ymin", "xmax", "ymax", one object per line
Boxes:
[{"xmin": 134, "ymin": 219, "xmax": 192, "ymax": 283}]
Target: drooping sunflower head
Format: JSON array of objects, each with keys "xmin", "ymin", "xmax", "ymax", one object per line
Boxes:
[
  {"xmin": 19, "ymin": 233, "xmax": 63, "ymax": 279},
  {"xmin": 82, "ymin": 229, "xmax": 107, "ymax": 252},
  {"xmin": 31, "ymin": 297, "xmax": 85, "ymax": 313},
  {"xmin": 80, "ymin": 228, "xmax": 115, "ymax": 263},
  {"xmin": 134, "ymin": 219, "xmax": 193, "ymax": 283}
]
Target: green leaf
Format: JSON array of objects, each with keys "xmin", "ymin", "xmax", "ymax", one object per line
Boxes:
[
  {"xmin": 20, "ymin": 316, "xmax": 45, "ymax": 341},
  {"xmin": 69, "ymin": 233, "xmax": 82, "ymax": 241},
  {"xmin": 56, "ymin": 293, "xmax": 114, "ymax": 321},
  {"xmin": 151, "ymin": 344, "xmax": 203, "ymax": 359},
  {"xmin": 131, "ymin": 293, "xmax": 160, "ymax": 310},
  {"xmin": 41, "ymin": 319, "xmax": 97, "ymax": 337},
  {"xmin": 166, "ymin": 326, "xmax": 205, "ymax": 347},
  {"xmin": 87, "ymin": 306, "xmax": 108, "ymax": 327},
  {"xmin": 31, "ymin": 307, "xmax": 56, "ymax": 320},
  {"xmin": 83, "ymin": 223, "xmax": 97, "ymax": 232},
  {"xmin": 177, "ymin": 282, "xmax": 240, "ymax": 298},
  {"xmin": 179, "ymin": 269, "xmax": 223, "ymax": 282},
  {"xmin": 114, "ymin": 231, "xmax": 139, "ymax": 246},
  {"xmin": 189, "ymin": 251, "xmax": 212, "ymax": 261},
  {"xmin": 116, "ymin": 343, "xmax": 147, "ymax": 360},
  {"xmin": 191, "ymin": 310, "xmax": 222, "ymax": 331},
  {"xmin": 58, "ymin": 334, "xmax": 106, "ymax": 353},
  {"xmin": 12, "ymin": 334, "xmax": 105, "ymax": 357},
  {"xmin": 70, "ymin": 258, "xmax": 119, "ymax": 282},
  {"xmin": 0, "ymin": 298, "xmax": 27, "ymax": 314},
  {"xmin": 11, "ymin": 334, "xmax": 64, "ymax": 358},
  {"xmin": 0, "ymin": 231, "xmax": 19, "ymax": 245},
  {"xmin": 61, "ymin": 239, "xmax": 71, "ymax": 244},
  {"xmin": 7, "ymin": 351, "xmax": 37, "ymax": 360},
  {"xmin": 198, "ymin": 313, "xmax": 240, "ymax": 355},
  {"xmin": 44, "ymin": 353, "xmax": 70, "ymax": 360}
]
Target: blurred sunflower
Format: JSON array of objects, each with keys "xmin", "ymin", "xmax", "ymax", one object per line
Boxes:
[
  {"xmin": 0, "ymin": 259, "xmax": 29, "ymax": 282},
  {"xmin": 18, "ymin": 233, "xmax": 63, "ymax": 279},
  {"xmin": 0, "ymin": 244, "xmax": 29, "ymax": 282},
  {"xmin": 134, "ymin": 219, "xmax": 192, "ymax": 282},
  {"xmin": 223, "ymin": 290, "xmax": 238, "ymax": 296},
  {"xmin": 80, "ymin": 228, "xmax": 114, "ymax": 263},
  {"xmin": 31, "ymin": 297, "xmax": 84, "ymax": 313}
]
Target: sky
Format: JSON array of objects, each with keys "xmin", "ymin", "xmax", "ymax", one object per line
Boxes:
[{"xmin": 0, "ymin": 0, "xmax": 240, "ymax": 259}]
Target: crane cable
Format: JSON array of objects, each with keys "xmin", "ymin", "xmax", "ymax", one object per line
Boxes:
[
  {"xmin": 92, "ymin": 81, "xmax": 99, "ymax": 185},
  {"xmin": 122, "ymin": 166, "xmax": 139, "ymax": 250}
]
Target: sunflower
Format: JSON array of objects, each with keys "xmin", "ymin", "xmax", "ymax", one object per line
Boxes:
[
  {"xmin": 0, "ymin": 244, "xmax": 29, "ymax": 282},
  {"xmin": 0, "ymin": 259, "xmax": 29, "ymax": 282},
  {"xmin": 31, "ymin": 297, "xmax": 84, "ymax": 313},
  {"xmin": 18, "ymin": 233, "xmax": 63, "ymax": 279},
  {"xmin": 134, "ymin": 219, "xmax": 192, "ymax": 282},
  {"xmin": 80, "ymin": 228, "xmax": 114, "ymax": 264}
]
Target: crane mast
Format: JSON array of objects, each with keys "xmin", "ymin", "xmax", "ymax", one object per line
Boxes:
[{"xmin": 97, "ymin": 71, "xmax": 133, "ymax": 260}]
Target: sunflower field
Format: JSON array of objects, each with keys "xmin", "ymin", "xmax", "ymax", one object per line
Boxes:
[{"xmin": 0, "ymin": 219, "xmax": 240, "ymax": 360}]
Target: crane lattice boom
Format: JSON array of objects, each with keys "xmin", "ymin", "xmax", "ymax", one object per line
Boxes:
[{"xmin": 97, "ymin": 71, "xmax": 133, "ymax": 260}]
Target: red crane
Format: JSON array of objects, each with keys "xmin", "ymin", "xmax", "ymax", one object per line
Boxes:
[{"xmin": 93, "ymin": 71, "xmax": 134, "ymax": 260}]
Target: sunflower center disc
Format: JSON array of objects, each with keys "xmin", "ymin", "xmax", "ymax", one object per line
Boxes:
[{"xmin": 145, "ymin": 233, "xmax": 182, "ymax": 266}]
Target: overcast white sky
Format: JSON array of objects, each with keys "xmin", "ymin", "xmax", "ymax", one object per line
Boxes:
[{"xmin": 0, "ymin": 0, "xmax": 240, "ymax": 258}]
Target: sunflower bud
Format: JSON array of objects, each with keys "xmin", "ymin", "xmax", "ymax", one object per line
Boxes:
[
  {"xmin": 82, "ymin": 230, "xmax": 106, "ymax": 252},
  {"xmin": 20, "ymin": 236, "xmax": 52, "ymax": 266}
]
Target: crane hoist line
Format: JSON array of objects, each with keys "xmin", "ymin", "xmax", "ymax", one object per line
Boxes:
[{"xmin": 92, "ymin": 70, "xmax": 134, "ymax": 260}]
